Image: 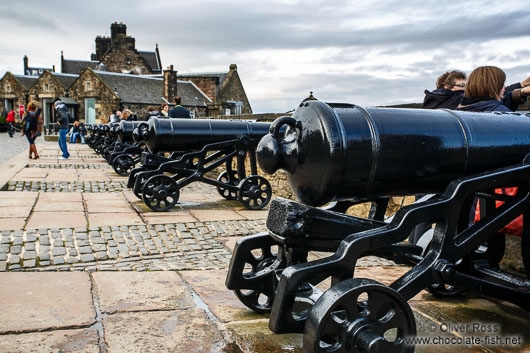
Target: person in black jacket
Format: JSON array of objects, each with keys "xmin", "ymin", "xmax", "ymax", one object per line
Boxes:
[
  {"xmin": 54, "ymin": 98, "xmax": 70, "ymax": 159},
  {"xmin": 21, "ymin": 101, "xmax": 40, "ymax": 159},
  {"xmin": 423, "ymin": 70, "xmax": 467, "ymax": 109},
  {"xmin": 168, "ymin": 96, "xmax": 191, "ymax": 119}
]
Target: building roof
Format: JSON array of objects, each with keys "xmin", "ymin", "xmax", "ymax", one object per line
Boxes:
[
  {"xmin": 138, "ymin": 51, "xmax": 161, "ymax": 73},
  {"xmin": 63, "ymin": 59, "xmax": 99, "ymax": 74},
  {"xmin": 94, "ymin": 70, "xmax": 164, "ymax": 104},
  {"xmin": 13, "ymin": 75, "xmax": 39, "ymax": 89},
  {"xmin": 177, "ymin": 80, "xmax": 212, "ymax": 107},
  {"xmin": 51, "ymin": 72, "xmax": 79, "ymax": 89}
]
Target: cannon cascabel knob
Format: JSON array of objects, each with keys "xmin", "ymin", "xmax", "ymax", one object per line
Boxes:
[{"xmin": 257, "ymin": 116, "xmax": 301, "ymax": 175}]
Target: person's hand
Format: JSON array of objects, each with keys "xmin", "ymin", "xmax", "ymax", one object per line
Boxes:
[
  {"xmin": 521, "ymin": 86, "xmax": 530, "ymax": 97},
  {"xmin": 521, "ymin": 76, "xmax": 530, "ymax": 88}
]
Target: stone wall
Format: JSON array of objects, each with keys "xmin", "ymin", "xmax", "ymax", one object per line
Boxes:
[
  {"xmin": 68, "ymin": 70, "xmax": 120, "ymax": 123},
  {"xmin": 0, "ymin": 74, "xmax": 28, "ymax": 122},
  {"xmin": 180, "ymin": 77, "xmax": 218, "ymax": 102},
  {"xmin": 219, "ymin": 66, "xmax": 252, "ymax": 115},
  {"xmin": 28, "ymin": 72, "xmax": 67, "ymax": 108}
]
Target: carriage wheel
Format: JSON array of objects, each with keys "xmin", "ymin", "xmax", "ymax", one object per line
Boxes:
[
  {"xmin": 304, "ymin": 278, "xmax": 416, "ymax": 353},
  {"xmin": 234, "ymin": 248, "xmax": 276, "ymax": 314},
  {"xmin": 216, "ymin": 170, "xmax": 240, "ymax": 200},
  {"xmin": 113, "ymin": 155, "xmax": 135, "ymax": 176},
  {"xmin": 238, "ymin": 176, "xmax": 272, "ymax": 210},
  {"xmin": 142, "ymin": 175, "xmax": 180, "ymax": 211}
]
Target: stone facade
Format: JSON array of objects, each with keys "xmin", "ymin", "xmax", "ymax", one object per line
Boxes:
[
  {"xmin": 68, "ymin": 69, "xmax": 120, "ymax": 124},
  {"xmin": 178, "ymin": 64, "xmax": 252, "ymax": 117},
  {"xmin": 0, "ymin": 72, "xmax": 37, "ymax": 122},
  {"xmin": 90, "ymin": 23, "xmax": 161, "ymax": 75}
]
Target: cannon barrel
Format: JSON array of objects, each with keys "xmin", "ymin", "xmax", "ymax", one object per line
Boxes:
[
  {"xmin": 118, "ymin": 121, "xmax": 142, "ymax": 143},
  {"xmin": 257, "ymin": 101, "xmax": 530, "ymax": 206},
  {"xmin": 139, "ymin": 117, "xmax": 272, "ymax": 153}
]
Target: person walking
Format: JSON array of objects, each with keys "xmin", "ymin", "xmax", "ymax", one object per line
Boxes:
[
  {"xmin": 21, "ymin": 102, "xmax": 40, "ymax": 159},
  {"xmin": 6, "ymin": 108, "xmax": 15, "ymax": 138},
  {"xmin": 168, "ymin": 96, "xmax": 191, "ymax": 119},
  {"xmin": 54, "ymin": 98, "xmax": 70, "ymax": 160}
]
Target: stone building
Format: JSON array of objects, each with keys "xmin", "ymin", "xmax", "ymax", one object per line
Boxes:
[
  {"xmin": 60, "ymin": 22, "xmax": 162, "ymax": 75},
  {"xmin": 1, "ymin": 22, "xmax": 253, "ymax": 124},
  {"xmin": 177, "ymin": 64, "xmax": 252, "ymax": 116},
  {"xmin": 0, "ymin": 72, "xmax": 38, "ymax": 120},
  {"xmin": 66, "ymin": 67, "xmax": 210, "ymax": 123},
  {"xmin": 28, "ymin": 71, "xmax": 79, "ymax": 128}
]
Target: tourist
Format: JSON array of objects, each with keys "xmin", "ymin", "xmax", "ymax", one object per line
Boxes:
[
  {"xmin": 109, "ymin": 109, "xmax": 119, "ymax": 123},
  {"xmin": 144, "ymin": 106, "xmax": 158, "ymax": 121},
  {"xmin": 6, "ymin": 107, "xmax": 15, "ymax": 138},
  {"xmin": 54, "ymin": 98, "xmax": 70, "ymax": 160},
  {"xmin": 423, "ymin": 70, "xmax": 467, "ymax": 109},
  {"xmin": 69, "ymin": 121, "xmax": 85, "ymax": 143},
  {"xmin": 21, "ymin": 101, "xmax": 40, "ymax": 159},
  {"xmin": 457, "ymin": 66, "xmax": 530, "ymax": 112},
  {"xmin": 121, "ymin": 109, "xmax": 132, "ymax": 121},
  {"xmin": 168, "ymin": 96, "xmax": 191, "ymax": 119},
  {"xmin": 78, "ymin": 121, "xmax": 87, "ymax": 144},
  {"xmin": 161, "ymin": 104, "xmax": 169, "ymax": 117}
]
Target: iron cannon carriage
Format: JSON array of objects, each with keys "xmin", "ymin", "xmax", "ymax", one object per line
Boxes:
[
  {"xmin": 126, "ymin": 117, "xmax": 275, "ymax": 211},
  {"xmin": 226, "ymin": 101, "xmax": 530, "ymax": 353},
  {"xmin": 104, "ymin": 121, "xmax": 147, "ymax": 176}
]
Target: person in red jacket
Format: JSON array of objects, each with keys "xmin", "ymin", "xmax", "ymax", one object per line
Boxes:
[{"xmin": 6, "ymin": 108, "xmax": 15, "ymax": 138}]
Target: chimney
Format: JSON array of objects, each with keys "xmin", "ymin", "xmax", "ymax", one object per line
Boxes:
[
  {"xmin": 23, "ymin": 55, "xmax": 29, "ymax": 75},
  {"xmin": 163, "ymin": 65, "xmax": 178, "ymax": 103},
  {"xmin": 229, "ymin": 64, "xmax": 237, "ymax": 71}
]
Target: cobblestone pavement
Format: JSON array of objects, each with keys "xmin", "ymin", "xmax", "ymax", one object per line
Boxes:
[{"xmin": 5, "ymin": 180, "xmax": 128, "ymax": 192}]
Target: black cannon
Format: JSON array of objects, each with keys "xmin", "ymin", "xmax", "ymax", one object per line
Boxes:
[
  {"xmin": 106, "ymin": 121, "xmax": 147, "ymax": 176},
  {"xmin": 226, "ymin": 101, "xmax": 530, "ymax": 353},
  {"xmin": 127, "ymin": 117, "xmax": 275, "ymax": 211}
]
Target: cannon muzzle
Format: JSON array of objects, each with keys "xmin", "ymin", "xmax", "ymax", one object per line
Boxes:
[
  {"xmin": 140, "ymin": 117, "xmax": 272, "ymax": 153},
  {"xmin": 258, "ymin": 100, "xmax": 530, "ymax": 206}
]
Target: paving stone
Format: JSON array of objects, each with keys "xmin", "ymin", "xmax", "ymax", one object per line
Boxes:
[
  {"xmin": 52, "ymin": 247, "xmax": 66, "ymax": 256},
  {"xmin": 0, "ymin": 272, "xmax": 94, "ymax": 332},
  {"xmin": 80, "ymin": 254, "xmax": 96, "ymax": 263},
  {"xmin": 93, "ymin": 272, "xmax": 194, "ymax": 313},
  {"xmin": 52, "ymin": 257, "xmax": 65, "ymax": 265},
  {"xmin": 102, "ymin": 307, "xmax": 227, "ymax": 353},
  {"xmin": 79, "ymin": 246, "xmax": 92, "ymax": 254},
  {"xmin": 23, "ymin": 259, "xmax": 36, "ymax": 268},
  {"xmin": 38, "ymin": 253, "xmax": 51, "ymax": 261},
  {"xmin": 12, "ymin": 238, "xmax": 23, "ymax": 246},
  {"xmin": 10, "ymin": 246, "xmax": 21, "ymax": 255},
  {"xmin": 39, "ymin": 236, "xmax": 50, "ymax": 246},
  {"xmin": 22, "ymin": 251, "xmax": 37, "ymax": 260}
]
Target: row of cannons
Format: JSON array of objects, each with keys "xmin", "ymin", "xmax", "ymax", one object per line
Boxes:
[{"xmin": 85, "ymin": 102, "xmax": 530, "ymax": 352}]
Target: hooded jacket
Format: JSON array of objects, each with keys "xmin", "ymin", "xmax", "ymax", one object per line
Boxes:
[
  {"xmin": 423, "ymin": 88, "xmax": 463, "ymax": 109},
  {"xmin": 55, "ymin": 102, "xmax": 70, "ymax": 130}
]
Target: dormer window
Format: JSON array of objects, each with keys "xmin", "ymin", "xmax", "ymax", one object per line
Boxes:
[
  {"xmin": 44, "ymin": 83, "xmax": 49, "ymax": 92},
  {"xmin": 86, "ymin": 81, "xmax": 92, "ymax": 91}
]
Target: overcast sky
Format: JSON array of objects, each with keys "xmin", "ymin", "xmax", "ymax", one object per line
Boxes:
[{"xmin": 1, "ymin": 0, "xmax": 530, "ymax": 113}]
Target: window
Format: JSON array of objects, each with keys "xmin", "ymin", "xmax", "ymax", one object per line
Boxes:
[
  {"xmin": 6, "ymin": 85, "xmax": 10, "ymax": 93},
  {"xmin": 225, "ymin": 108, "xmax": 231, "ymax": 116},
  {"xmin": 44, "ymin": 83, "xmax": 49, "ymax": 92},
  {"xmin": 126, "ymin": 58, "xmax": 131, "ymax": 65},
  {"xmin": 85, "ymin": 81, "xmax": 91, "ymax": 91},
  {"xmin": 190, "ymin": 109, "xmax": 196, "ymax": 119}
]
